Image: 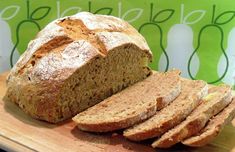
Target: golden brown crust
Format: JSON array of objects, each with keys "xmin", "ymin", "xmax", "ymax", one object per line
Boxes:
[{"xmin": 5, "ymin": 12, "xmax": 152, "ymax": 123}]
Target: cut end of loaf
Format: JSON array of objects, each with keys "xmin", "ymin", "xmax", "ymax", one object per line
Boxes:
[{"xmin": 73, "ymin": 70, "xmax": 181, "ymax": 132}]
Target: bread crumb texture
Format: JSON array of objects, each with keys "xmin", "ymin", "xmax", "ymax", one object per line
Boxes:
[{"xmin": 5, "ymin": 12, "xmax": 152, "ymax": 123}]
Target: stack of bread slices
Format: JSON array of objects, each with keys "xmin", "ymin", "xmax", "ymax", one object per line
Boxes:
[{"xmin": 73, "ymin": 70, "xmax": 235, "ymax": 148}]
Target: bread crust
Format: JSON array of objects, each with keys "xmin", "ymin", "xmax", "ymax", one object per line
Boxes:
[
  {"xmin": 123, "ymin": 79, "xmax": 208, "ymax": 141},
  {"xmin": 182, "ymin": 98, "xmax": 235, "ymax": 147},
  {"xmin": 5, "ymin": 12, "xmax": 152, "ymax": 123},
  {"xmin": 152, "ymin": 85, "xmax": 232, "ymax": 148}
]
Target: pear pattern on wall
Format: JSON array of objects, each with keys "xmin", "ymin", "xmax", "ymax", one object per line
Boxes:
[
  {"xmin": 10, "ymin": 0, "xmax": 51, "ymax": 68},
  {"xmin": 218, "ymin": 27, "xmax": 235, "ymax": 86},
  {"xmin": 139, "ymin": 3, "xmax": 174, "ymax": 72},
  {"xmin": 159, "ymin": 24, "xmax": 199, "ymax": 78},
  {"xmin": 0, "ymin": 5, "xmax": 20, "ymax": 72},
  {"xmin": 0, "ymin": 1, "xmax": 235, "ymax": 86},
  {"xmin": 188, "ymin": 5, "xmax": 232, "ymax": 84},
  {"xmin": 160, "ymin": 4, "xmax": 206, "ymax": 78}
]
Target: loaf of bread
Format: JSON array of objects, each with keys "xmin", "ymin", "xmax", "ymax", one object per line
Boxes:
[
  {"xmin": 182, "ymin": 98, "xmax": 235, "ymax": 147},
  {"xmin": 152, "ymin": 85, "xmax": 232, "ymax": 148},
  {"xmin": 4, "ymin": 11, "xmax": 234, "ymax": 149},
  {"xmin": 72, "ymin": 70, "xmax": 181, "ymax": 132},
  {"xmin": 124, "ymin": 79, "xmax": 208, "ymax": 141},
  {"xmin": 4, "ymin": 12, "xmax": 152, "ymax": 123}
]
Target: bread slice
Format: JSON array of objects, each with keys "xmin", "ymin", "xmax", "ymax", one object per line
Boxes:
[
  {"xmin": 152, "ymin": 85, "xmax": 232, "ymax": 148},
  {"xmin": 72, "ymin": 70, "xmax": 181, "ymax": 132},
  {"xmin": 123, "ymin": 79, "xmax": 208, "ymax": 141},
  {"xmin": 4, "ymin": 12, "xmax": 152, "ymax": 123},
  {"xmin": 182, "ymin": 98, "xmax": 235, "ymax": 147}
]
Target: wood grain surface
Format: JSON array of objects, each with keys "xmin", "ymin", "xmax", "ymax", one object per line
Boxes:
[{"xmin": 0, "ymin": 72, "xmax": 234, "ymax": 152}]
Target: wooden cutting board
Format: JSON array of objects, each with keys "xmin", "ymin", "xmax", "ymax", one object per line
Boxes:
[{"xmin": 0, "ymin": 72, "xmax": 235, "ymax": 152}]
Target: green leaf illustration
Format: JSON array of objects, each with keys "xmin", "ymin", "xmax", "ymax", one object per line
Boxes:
[
  {"xmin": 183, "ymin": 10, "xmax": 206, "ymax": 25},
  {"xmin": 94, "ymin": 7, "xmax": 113, "ymax": 15},
  {"xmin": 30, "ymin": 6, "xmax": 51, "ymax": 20},
  {"xmin": 122, "ymin": 8, "xmax": 143, "ymax": 23},
  {"xmin": 152, "ymin": 9, "xmax": 174, "ymax": 23},
  {"xmin": 61, "ymin": 7, "xmax": 81, "ymax": 17},
  {"xmin": 0, "ymin": 5, "xmax": 20, "ymax": 20},
  {"xmin": 214, "ymin": 11, "xmax": 235, "ymax": 25}
]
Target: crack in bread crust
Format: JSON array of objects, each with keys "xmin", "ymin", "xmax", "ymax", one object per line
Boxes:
[
  {"xmin": 18, "ymin": 36, "xmax": 72, "ymax": 75},
  {"xmin": 57, "ymin": 19, "xmax": 108, "ymax": 56},
  {"xmin": 5, "ymin": 12, "xmax": 152, "ymax": 123}
]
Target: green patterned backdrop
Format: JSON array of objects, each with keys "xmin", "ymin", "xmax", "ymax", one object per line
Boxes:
[{"xmin": 0, "ymin": 0, "xmax": 235, "ymax": 86}]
